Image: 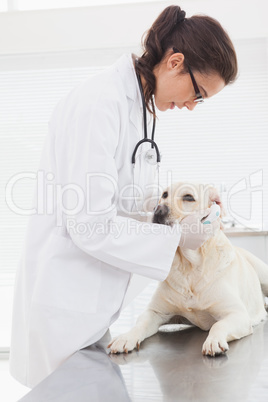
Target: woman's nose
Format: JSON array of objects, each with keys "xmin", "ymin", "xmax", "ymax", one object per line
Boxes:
[{"xmin": 184, "ymin": 100, "xmax": 198, "ymax": 111}]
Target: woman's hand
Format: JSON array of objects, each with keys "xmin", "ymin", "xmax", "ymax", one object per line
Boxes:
[{"xmin": 178, "ymin": 208, "xmax": 220, "ymax": 250}]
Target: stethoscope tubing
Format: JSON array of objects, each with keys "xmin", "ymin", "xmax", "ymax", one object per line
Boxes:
[
  {"xmin": 131, "ymin": 59, "xmax": 160, "ymax": 165},
  {"xmin": 131, "ymin": 138, "xmax": 161, "ymax": 164},
  {"xmin": 131, "ymin": 58, "xmax": 161, "ymax": 215}
]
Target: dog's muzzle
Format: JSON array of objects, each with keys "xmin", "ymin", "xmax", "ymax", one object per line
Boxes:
[{"xmin": 152, "ymin": 204, "xmax": 169, "ymax": 225}]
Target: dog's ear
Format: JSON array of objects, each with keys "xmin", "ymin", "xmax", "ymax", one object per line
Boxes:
[{"xmin": 209, "ymin": 187, "xmax": 226, "ymax": 218}]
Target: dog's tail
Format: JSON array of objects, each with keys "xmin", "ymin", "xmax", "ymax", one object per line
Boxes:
[{"xmin": 236, "ymin": 247, "xmax": 268, "ymax": 296}]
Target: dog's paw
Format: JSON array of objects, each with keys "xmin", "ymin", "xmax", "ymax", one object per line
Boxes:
[
  {"xmin": 107, "ymin": 331, "xmax": 141, "ymax": 354},
  {"xmin": 202, "ymin": 337, "xmax": 229, "ymax": 357}
]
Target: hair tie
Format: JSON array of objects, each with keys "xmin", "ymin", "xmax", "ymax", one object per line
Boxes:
[{"xmin": 177, "ymin": 9, "xmax": 186, "ymax": 24}]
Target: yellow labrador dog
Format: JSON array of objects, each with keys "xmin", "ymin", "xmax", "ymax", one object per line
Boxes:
[{"xmin": 109, "ymin": 182, "xmax": 268, "ymax": 356}]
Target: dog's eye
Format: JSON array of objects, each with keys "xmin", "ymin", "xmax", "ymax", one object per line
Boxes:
[
  {"xmin": 162, "ymin": 191, "xmax": 168, "ymax": 199},
  {"xmin": 183, "ymin": 194, "xmax": 195, "ymax": 202}
]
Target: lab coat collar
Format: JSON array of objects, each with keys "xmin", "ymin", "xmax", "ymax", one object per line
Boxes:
[
  {"xmin": 115, "ymin": 53, "xmax": 144, "ymax": 134},
  {"xmin": 115, "ymin": 53, "xmax": 143, "ymax": 109}
]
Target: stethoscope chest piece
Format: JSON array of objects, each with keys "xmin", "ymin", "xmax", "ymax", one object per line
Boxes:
[{"xmin": 145, "ymin": 148, "xmax": 158, "ymax": 165}]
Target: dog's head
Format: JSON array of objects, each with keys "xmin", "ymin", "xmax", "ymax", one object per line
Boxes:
[{"xmin": 152, "ymin": 182, "xmax": 224, "ymax": 226}]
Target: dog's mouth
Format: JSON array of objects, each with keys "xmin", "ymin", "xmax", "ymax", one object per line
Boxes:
[{"xmin": 153, "ymin": 205, "xmax": 216, "ymax": 226}]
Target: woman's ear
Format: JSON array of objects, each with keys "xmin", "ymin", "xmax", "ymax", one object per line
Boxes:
[{"xmin": 167, "ymin": 52, "xmax": 185, "ymax": 71}]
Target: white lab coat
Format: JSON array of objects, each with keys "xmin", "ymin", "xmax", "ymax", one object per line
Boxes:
[{"xmin": 9, "ymin": 53, "xmax": 181, "ymax": 388}]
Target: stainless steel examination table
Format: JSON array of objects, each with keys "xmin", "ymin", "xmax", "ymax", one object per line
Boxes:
[{"xmin": 19, "ymin": 318, "xmax": 268, "ymax": 402}]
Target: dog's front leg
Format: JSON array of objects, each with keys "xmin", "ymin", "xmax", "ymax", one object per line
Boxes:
[
  {"xmin": 202, "ymin": 312, "xmax": 252, "ymax": 356},
  {"xmin": 108, "ymin": 309, "xmax": 172, "ymax": 354}
]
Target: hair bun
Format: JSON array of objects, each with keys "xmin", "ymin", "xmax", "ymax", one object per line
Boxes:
[{"xmin": 177, "ymin": 9, "xmax": 186, "ymax": 24}]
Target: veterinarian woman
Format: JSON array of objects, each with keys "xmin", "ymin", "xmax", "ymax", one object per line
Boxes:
[{"xmin": 10, "ymin": 5, "xmax": 237, "ymax": 388}]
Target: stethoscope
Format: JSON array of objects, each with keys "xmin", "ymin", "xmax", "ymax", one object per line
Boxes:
[{"xmin": 131, "ymin": 58, "xmax": 161, "ymax": 216}]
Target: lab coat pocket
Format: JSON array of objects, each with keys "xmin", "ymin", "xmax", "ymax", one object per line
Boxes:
[{"xmin": 31, "ymin": 232, "xmax": 102, "ymax": 314}]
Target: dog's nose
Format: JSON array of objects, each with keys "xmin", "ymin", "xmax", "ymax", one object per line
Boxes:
[{"xmin": 152, "ymin": 204, "xmax": 169, "ymax": 224}]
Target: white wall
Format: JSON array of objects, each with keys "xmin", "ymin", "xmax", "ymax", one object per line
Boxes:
[{"xmin": 0, "ymin": 0, "xmax": 267, "ymax": 55}]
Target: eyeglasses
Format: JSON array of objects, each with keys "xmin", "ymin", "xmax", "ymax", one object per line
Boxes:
[{"xmin": 173, "ymin": 47, "xmax": 204, "ymax": 104}]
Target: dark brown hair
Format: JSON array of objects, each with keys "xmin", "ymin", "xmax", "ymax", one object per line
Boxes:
[{"xmin": 135, "ymin": 5, "xmax": 238, "ymax": 114}]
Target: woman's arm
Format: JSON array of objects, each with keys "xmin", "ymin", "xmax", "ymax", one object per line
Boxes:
[{"xmin": 50, "ymin": 95, "xmax": 181, "ymax": 282}]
